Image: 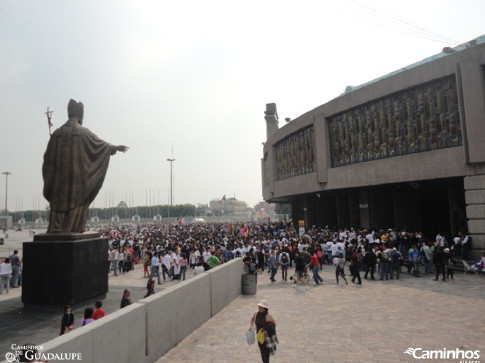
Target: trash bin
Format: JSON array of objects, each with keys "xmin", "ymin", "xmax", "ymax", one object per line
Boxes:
[
  {"xmin": 242, "ymin": 273, "xmax": 257, "ymax": 295},
  {"xmin": 0, "ymin": 237, "xmax": 4, "ymax": 245}
]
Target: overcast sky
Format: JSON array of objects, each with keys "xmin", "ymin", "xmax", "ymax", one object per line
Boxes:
[{"xmin": 1, "ymin": 0, "xmax": 484, "ymax": 212}]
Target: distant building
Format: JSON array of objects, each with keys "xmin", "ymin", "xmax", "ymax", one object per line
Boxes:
[
  {"xmin": 253, "ymin": 202, "xmax": 275, "ymax": 219},
  {"xmin": 210, "ymin": 197, "xmax": 248, "ymax": 216},
  {"xmin": 262, "ymin": 35, "xmax": 485, "ymax": 258}
]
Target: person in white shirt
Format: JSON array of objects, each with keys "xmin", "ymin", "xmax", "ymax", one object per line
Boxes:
[
  {"xmin": 325, "ymin": 241, "xmax": 333, "ymax": 264},
  {"xmin": 111, "ymin": 248, "xmax": 119, "ymax": 276},
  {"xmin": 339, "ymin": 230, "xmax": 347, "ymax": 240},
  {"xmin": 348, "ymin": 229, "xmax": 357, "ymax": 242},
  {"xmin": 436, "ymin": 234, "xmax": 446, "ymax": 247},
  {"xmin": 462, "ymin": 234, "xmax": 471, "ymax": 260},
  {"xmin": 149, "ymin": 252, "xmax": 161, "ymax": 284},
  {"xmin": 234, "ymin": 245, "xmax": 245, "ymax": 257},
  {"xmin": 330, "ymin": 241, "xmax": 339, "ymax": 258},
  {"xmin": 0, "ymin": 258, "xmax": 12, "ymax": 294},
  {"xmin": 118, "ymin": 248, "xmax": 125, "ymax": 275},
  {"xmin": 194, "ymin": 262, "xmax": 205, "ymax": 275},
  {"xmin": 366, "ymin": 232, "xmax": 374, "ymax": 244},
  {"xmin": 161, "ymin": 252, "xmax": 173, "ymax": 280},
  {"xmin": 202, "ymin": 248, "xmax": 212, "ymax": 263},
  {"xmin": 172, "ymin": 251, "xmax": 181, "ymax": 279},
  {"xmin": 189, "ymin": 249, "xmax": 199, "ymax": 268}
]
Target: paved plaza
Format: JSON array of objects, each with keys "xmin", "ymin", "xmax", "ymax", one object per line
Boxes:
[
  {"xmin": 1, "ymin": 230, "xmax": 484, "ymax": 363},
  {"xmin": 158, "ymin": 267, "xmax": 485, "ymax": 363}
]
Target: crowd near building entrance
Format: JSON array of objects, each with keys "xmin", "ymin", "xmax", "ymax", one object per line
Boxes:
[{"xmin": 291, "ymin": 177, "xmax": 467, "ymax": 240}]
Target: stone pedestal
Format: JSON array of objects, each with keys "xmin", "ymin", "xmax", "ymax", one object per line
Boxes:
[{"xmin": 22, "ymin": 233, "xmax": 109, "ymax": 305}]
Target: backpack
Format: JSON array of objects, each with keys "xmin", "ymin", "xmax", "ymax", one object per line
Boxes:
[
  {"xmin": 420, "ymin": 247, "xmax": 428, "ymax": 261},
  {"xmin": 281, "ymin": 253, "xmax": 289, "ymax": 264},
  {"xmin": 380, "ymin": 251, "xmax": 388, "ymax": 261}
]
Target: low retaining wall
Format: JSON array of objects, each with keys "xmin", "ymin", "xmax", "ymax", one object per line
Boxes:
[
  {"xmin": 143, "ymin": 272, "xmax": 212, "ymax": 362},
  {"xmin": 1, "ymin": 258, "xmax": 242, "ymax": 363},
  {"xmin": 209, "ymin": 258, "xmax": 243, "ymax": 316}
]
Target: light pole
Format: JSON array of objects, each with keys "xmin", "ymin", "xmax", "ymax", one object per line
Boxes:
[
  {"xmin": 166, "ymin": 157, "xmax": 175, "ymax": 219},
  {"xmin": 2, "ymin": 171, "xmax": 11, "ymax": 215}
]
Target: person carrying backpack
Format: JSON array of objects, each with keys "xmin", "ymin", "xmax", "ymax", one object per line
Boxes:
[
  {"xmin": 379, "ymin": 248, "xmax": 389, "ymax": 280},
  {"xmin": 280, "ymin": 249, "xmax": 290, "ymax": 282}
]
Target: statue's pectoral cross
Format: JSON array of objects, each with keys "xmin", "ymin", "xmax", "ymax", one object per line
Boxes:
[{"xmin": 45, "ymin": 107, "xmax": 54, "ymax": 135}]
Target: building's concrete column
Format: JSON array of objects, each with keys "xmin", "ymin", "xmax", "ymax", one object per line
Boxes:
[
  {"xmin": 359, "ymin": 189, "xmax": 370, "ymax": 230},
  {"xmin": 464, "ymin": 174, "xmax": 485, "ymax": 259},
  {"xmin": 303, "ymin": 197, "xmax": 310, "ymax": 229}
]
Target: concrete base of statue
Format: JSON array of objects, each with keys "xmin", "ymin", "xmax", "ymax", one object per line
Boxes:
[{"xmin": 22, "ymin": 232, "xmax": 109, "ymax": 306}]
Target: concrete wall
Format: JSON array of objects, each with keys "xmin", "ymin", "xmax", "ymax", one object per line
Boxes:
[
  {"xmin": 143, "ymin": 272, "xmax": 212, "ymax": 362},
  {"xmin": 209, "ymin": 257, "xmax": 244, "ymax": 316},
  {"xmin": 143, "ymin": 259, "xmax": 243, "ymax": 361},
  {"xmin": 1, "ymin": 259, "xmax": 243, "ymax": 363},
  {"xmin": 35, "ymin": 302, "xmax": 145, "ymax": 363}
]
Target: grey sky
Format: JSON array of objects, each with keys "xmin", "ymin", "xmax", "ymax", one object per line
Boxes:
[{"xmin": 1, "ymin": 0, "xmax": 484, "ymax": 211}]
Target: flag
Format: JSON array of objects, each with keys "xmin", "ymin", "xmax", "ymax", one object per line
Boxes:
[{"xmin": 219, "ymin": 195, "xmax": 226, "ymax": 203}]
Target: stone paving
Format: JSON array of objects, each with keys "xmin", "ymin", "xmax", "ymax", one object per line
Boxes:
[{"xmin": 158, "ymin": 266, "xmax": 485, "ymax": 363}]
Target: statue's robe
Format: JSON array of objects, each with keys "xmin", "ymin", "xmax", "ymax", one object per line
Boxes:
[{"xmin": 43, "ymin": 120, "xmax": 116, "ymax": 233}]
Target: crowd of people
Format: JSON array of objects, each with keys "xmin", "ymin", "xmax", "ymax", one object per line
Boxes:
[
  {"xmin": 59, "ymin": 300, "xmax": 105, "ymax": 335},
  {"xmin": 0, "ymin": 249, "xmax": 21, "ymax": 294},
  {"xmin": 97, "ymin": 221, "xmax": 483, "ymax": 292},
  {"xmin": 2, "ymin": 220, "xmax": 484, "ymax": 345}
]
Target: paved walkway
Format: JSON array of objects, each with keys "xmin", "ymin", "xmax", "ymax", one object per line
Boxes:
[{"xmin": 158, "ymin": 266, "xmax": 485, "ymax": 363}]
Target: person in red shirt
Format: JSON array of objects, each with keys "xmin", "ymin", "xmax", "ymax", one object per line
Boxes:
[
  {"xmin": 127, "ymin": 246, "xmax": 135, "ymax": 270},
  {"xmin": 350, "ymin": 248, "xmax": 362, "ymax": 284},
  {"xmin": 92, "ymin": 300, "xmax": 105, "ymax": 320},
  {"xmin": 311, "ymin": 251, "xmax": 324, "ymax": 285}
]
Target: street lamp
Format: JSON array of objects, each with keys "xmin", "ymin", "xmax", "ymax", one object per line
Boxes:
[
  {"xmin": 2, "ymin": 171, "xmax": 11, "ymax": 215},
  {"xmin": 166, "ymin": 157, "xmax": 175, "ymax": 218}
]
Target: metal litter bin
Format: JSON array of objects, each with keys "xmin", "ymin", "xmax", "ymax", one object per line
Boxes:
[
  {"xmin": 0, "ymin": 237, "xmax": 4, "ymax": 245},
  {"xmin": 242, "ymin": 273, "xmax": 257, "ymax": 295}
]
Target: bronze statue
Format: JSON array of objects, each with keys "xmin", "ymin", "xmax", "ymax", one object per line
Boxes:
[{"xmin": 42, "ymin": 99, "xmax": 128, "ymax": 233}]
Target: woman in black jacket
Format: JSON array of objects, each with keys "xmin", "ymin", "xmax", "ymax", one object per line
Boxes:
[
  {"xmin": 60, "ymin": 305, "xmax": 74, "ymax": 335},
  {"xmin": 433, "ymin": 247, "xmax": 447, "ymax": 281},
  {"xmin": 144, "ymin": 279, "xmax": 155, "ymax": 298}
]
